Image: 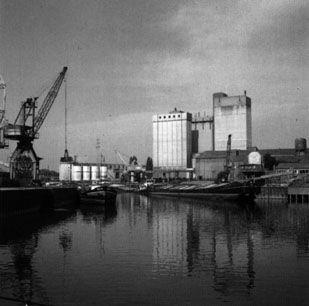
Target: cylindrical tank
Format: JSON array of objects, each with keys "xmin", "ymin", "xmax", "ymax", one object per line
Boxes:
[
  {"xmin": 295, "ymin": 138, "xmax": 307, "ymax": 152},
  {"xmin": 130, "ymin": 171, "xmax": 135, "ymax": 182},
  {"xmin": 59, "ymin": 163, "xmax": 71, "ymax": 181},
  {"xmin": 82, "ymin": 165, "xmax": 90, "ymax": 181},
  {"xmin": 91, "ymin": 165, "xmax": 99, "ymax": 181},
  {"xmin": 248, "ymin": 151, "xmax": 262, "ymax": 164},
  {"xmin": 100, "ymin": 166, "xmax": 107, "ymax": 179},
  {"xmin": 71, "ymin": 165, "xmax": 82, "ymax": 181}
]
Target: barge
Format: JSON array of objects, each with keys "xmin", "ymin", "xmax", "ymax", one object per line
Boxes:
[
  {"xmin": 80, "ymin": 185, "xmax": 118, "ymax": 206},
  {"xmin": 143, "ymin": 181, "xmax": 259, "ymax": 202}
]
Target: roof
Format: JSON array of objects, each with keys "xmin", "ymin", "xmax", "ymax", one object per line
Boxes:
[
  {"xmin": 277, "ymin": 162, "xmax": 309, "ymax": 169},
  {"xmin": 194, "ymin": 150, "xmax": 248, "ymax": 163},
  {"xmin": 194, "ymin": 148, "xmax": 309, "ymax": 164}
]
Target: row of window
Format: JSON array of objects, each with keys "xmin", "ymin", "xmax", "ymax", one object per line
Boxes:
[{"xmin": 158, "ymin": 114, "xmax": 182, "ymax": 119}]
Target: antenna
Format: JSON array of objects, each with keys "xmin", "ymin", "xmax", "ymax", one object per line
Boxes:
[
  {"xmin": 64, "ymin": 75, "xmax": 68, "ymax": 151},
  {"xmin": 96, "ymin": 138, "xmax": 101, "ymax": 164}
]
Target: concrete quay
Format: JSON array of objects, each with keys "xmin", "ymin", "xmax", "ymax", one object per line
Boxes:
[{"xmin": 0, "ymin": 187, "xmax": 80, "ymax": 217}]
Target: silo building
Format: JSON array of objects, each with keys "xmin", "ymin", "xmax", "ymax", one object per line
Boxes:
[
  {"xmin": 152, "ymin": 109, "xmax": 192, "ymax": 178},
  {"xmin": 214, "ymin": 92, "xmax": 252, "ymax": 151}
]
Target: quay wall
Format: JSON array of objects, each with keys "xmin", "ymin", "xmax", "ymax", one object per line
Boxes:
[{"xmin": 0, "ymin": 187, "xmax": 80, "ymax": 217}]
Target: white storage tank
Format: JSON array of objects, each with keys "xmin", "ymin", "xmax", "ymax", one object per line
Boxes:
[
  {"xmin": 82, "ymin": 165, "xmax": 91, "ymax": 181},
  {"xmin": 91, "ymin": 165, "xmax": 99, "ymax": 181},
  {"xmin": 100, "ymin": 166, "xmax": 107, "ymax": 179},
  {"xmin": 72, "ymin": 165, "xmax": 82, "ymax": 181},
  {"xmin": 59, "ymin": 163, "xmax": 71, "ymax": 181},
  {"xmin": 248, "ymin": 151, "xmax": 262, "ymax": 165}
]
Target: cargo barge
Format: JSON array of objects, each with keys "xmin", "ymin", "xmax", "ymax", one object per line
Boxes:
[
  {"xmin": 143, "ymin": 181, "xmax": 259, "ymax": 202},
  {"xmin": 80, "ymin": 185, "xmax": 118, "ymax": 206}
]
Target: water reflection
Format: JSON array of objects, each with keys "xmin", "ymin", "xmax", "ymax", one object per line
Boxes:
[
  {"xmin": 0, "ymin": 210, "xmax": 76, "ymax": 305},
  {"xmin": 136, "ymin": 195, "xmax": 309, "ymax": 300},
  {"xmin": 79, "ymin": 202, "xmax": 117, "ymax": 225},
  {"xmin": 0, "ymin": 195, "xmax": 308, "ymax": 305}
]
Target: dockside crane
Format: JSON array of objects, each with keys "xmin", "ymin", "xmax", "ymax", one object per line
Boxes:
[
  {"xmin": 3, "ymin": 67, "xmax": 67, "ymax": 185},
  {"xmin": 0, "ymin": 74, "xmax": 8, "ymax": 148},
  {"xmin": 216, "ymin": 134, "xmax": 232, "ymax": 183}
]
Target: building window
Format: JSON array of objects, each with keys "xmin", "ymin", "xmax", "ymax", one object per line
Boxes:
[
  {"xmin": 173, "ymin": 115, "xmax": 175, "ymax": 118},
  {"xmin": 178, "ymin": 115, "xmax": 180, "ymax": 118},
  {"xmin": 168, "ymin": 115, "xmax": 171, "ymax": 118},
  {"xmin": 164, "ymin": 116, "xmax": 166, "ymax": 119},
  {"xmin": 159, "ymin": 116, "xmax": 161, "ymax": 119}
]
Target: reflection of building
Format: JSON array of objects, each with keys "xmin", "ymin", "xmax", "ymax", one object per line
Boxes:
[{"xmin": 152, "ymin": 204, "xmax": 187, "ymax": 273}]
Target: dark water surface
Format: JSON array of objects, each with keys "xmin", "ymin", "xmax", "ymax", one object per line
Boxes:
[{"xmin": 0, "ymin": 194, "xmax": 308, "ymax": 305}]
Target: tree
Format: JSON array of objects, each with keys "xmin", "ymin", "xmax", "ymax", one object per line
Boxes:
[
  {"xmin": 263, "ymin": 153, "xmax": 278, "ymax": 171},
  {"xmin": 129, "ymin": 156, "xmax": 138, "ymax": 165},
  {"xmin": 146, "ymin": 157, "xmax": 153, "ymax": 171}
]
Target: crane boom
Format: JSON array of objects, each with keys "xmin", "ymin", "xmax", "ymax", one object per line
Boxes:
[{"xmin": 32, "ymin": 66, "xmax": 67, "ymax": 136}]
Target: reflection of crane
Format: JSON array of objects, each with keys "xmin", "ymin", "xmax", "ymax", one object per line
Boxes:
[{"xmin": 3, "ymin": 67, "xmax": 67, "ymax": 185}]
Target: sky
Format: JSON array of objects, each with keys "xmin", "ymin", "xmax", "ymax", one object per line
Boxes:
[{"xmin": 0, "ymin": 0, "xmax": 308, "ymax": 170}]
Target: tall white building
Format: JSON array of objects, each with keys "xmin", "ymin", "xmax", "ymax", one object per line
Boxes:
[
  {"xmin": 153, "ymin": 110, "xmax": 192, "ymax": 169},
  {"xmin": 214, "ymin": 92, "xmax": 252, "ymax": 151}
]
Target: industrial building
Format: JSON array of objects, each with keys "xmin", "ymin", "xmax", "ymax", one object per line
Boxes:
[
  {"xmin": 193, "ymin": 138, "xmax": 309, "ymax": 180},
  {"xmin": 59, "ymin": 162, "xmax": 126, "ymax": 182},
  {"xmin": 191, "ymin": 112, "xmax": 213, "ymax": 153},
  {"xmin": 153, "ymin": 109, "xmax": 192, "ymax": 176},
  {"xmin": 214, "ymin": 92, "xmax": 252, "ymax": 151},
  {"xmin": 152, "ymin": 91, "xmax": 309, "ymax": 181},
  {"xmin": 152, "ymin": 91, "xmax": 252, "ymax": 179}
]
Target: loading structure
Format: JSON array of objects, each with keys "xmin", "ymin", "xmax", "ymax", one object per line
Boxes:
[{"xmin": 3, "ymin": 67, "xmax": 67, "ymax": 185}]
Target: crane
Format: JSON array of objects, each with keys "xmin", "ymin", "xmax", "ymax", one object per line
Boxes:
[
  {"xmin": 3, "ymin": 67, "xmax": 67, "ymax": 185},
  {"xmin": 114, "ymin": 149, "xmax": 143, "ymax": 170},
  {"xmin": 216, "ymin": 134, "xmax": 232, "ymax": 183},
  {"xmin": 0, "ymin": 74, "xmax": 8, "ymax": 148},
  {"xmin": 225, "ymin": 134, "xmax": 232, "ymax": 170}
]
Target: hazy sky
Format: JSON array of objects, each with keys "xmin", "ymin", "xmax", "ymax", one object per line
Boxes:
[{"xmin": 0, "ymin": 0, "xmax": 308, "ymax": 170}]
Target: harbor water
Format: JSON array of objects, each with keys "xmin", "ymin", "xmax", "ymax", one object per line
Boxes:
[{"xmin": 0, "ymin": 193, "xmax": 308, "ymax": 305}]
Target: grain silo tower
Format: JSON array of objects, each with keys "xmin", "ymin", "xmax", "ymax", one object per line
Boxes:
[
  {"xmin": 153, "ymin": 109, "xmax": 192, "ymax": 169},
  {"xmin": 213, "ymin": 91, "xmax": 252, "ymax": 151}
]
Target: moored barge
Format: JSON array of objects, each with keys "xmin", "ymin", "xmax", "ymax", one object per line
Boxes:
[
  {"xmin": 144, "ymin": 181, "xmax": 258, "ymax": 202},
  {"xmin": 80, "ymin": 185, "xmax": 118, "ymax": 205}
]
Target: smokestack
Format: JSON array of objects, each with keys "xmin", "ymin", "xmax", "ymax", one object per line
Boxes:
[{"xmin": 244, "ymin": 90, "xmax": 247, "ymax": 96}]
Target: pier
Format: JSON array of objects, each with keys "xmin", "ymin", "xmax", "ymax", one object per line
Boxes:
[{"xmin": 0, "ymin": 187, "xmax": 80, "ymax": 217}]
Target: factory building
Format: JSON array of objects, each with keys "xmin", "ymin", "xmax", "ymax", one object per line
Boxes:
[
  {"xmin": 214, "ymin": 92, "xmax": 252, "ymax": 151},
  {"xmin": 191, "ymin": 112, "xmax": 214, "ymax": 153},
  {"xmin": 152, "ymin": 91, "xmax": 255, "ymax": 180},
  {"xmin": 153, "ymin": 109, "xmax": 192, "ymax": 169},
  {"xmin": 193, "ymin": 138, "xmax": 309, "ymax": 180}
]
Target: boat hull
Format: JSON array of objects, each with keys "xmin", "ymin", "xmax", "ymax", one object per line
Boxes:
[
  {"xmin": 80, "ymin": 186, "xmax": 117, "ymax": 205},
  {"xmin": 145, "ymin": 182, "xmax": 258, "ymax": 203}
]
